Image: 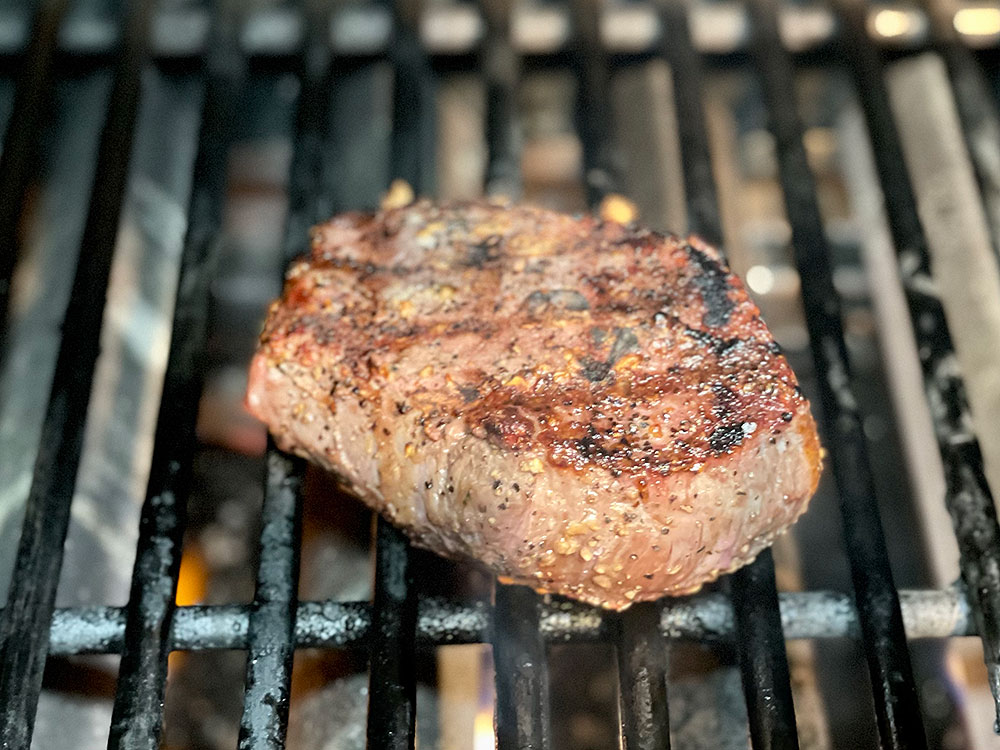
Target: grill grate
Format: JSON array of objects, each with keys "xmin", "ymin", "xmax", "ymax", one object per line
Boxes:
[
  {"xmin": 745, "ymin": 0, "xmax": 927, "ymax": 743},
  {"xmin": 0, "ymin": 0, "xmax": 149, "ymax": 744},
  {"xmin": 0, "ymin": 0, "xmax": 998, "ymax": 748}
]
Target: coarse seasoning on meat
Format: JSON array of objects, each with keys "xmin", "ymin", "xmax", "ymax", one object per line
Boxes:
[{"xmin": 245, "ymin": 197, "xmax": 822, "ymax": 610}]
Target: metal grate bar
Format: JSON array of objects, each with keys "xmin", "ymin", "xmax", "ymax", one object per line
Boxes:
[
  {"xmin": 572, "ymin": 0, "xmax": 618, "ymax": 207},
  {"xmin": 659, "ymin": 0, "xmax": 723, "ymax": 249},
  {"xmin": 731, "ymin": 551, "xmax": 800, "ymax": 750},
  {"xmin": 921, "ymin": 0, "xmax": 1000, "ymax": 257},
  {"xmin": 0, "ymin": 2, "xmax": 150, "ymax": 747},
  {"xmin": 13, "ymin": 585, "xmax": 975, "ymax": 656},
  {"xmin": 656, "ymin": 3, "xmax": 801, "ymax": 747},
  {"xmin": 365, "ymin": 7, "xmax": 435, "ymax": 747},
  {"xmin": 479, "ymin": 9, "xmax": 552, "ymax": 748},
  {"xmin": 835, "ymin": 0, "xmax": 1000, "ymax": 727},
  {"xmin": 0, "ymin": 0, "xmax": 68, "ymax": 347},
  {"xmin": 367, "ymin": 520, "xmax": 419, "ymax": 750},
  {"xmin": 570, "ymin": 4, "xmax": 679, "ymax": 748},
  {"xmin": 388, "ymin": 13, "xmax": 436, "ymax": 197},
  {"xmin": 744, "ymin": 0, "xmax": 928, "ymax": 746},
  {"xmin": 106, "ymin": 10, "xmax": 246, "ymax": 748},
  {"xmin": 615, "ymin": 603, "xmax": 671, "ymax": 750},
  {"xmin": 481, "ymin": 0, "xmax": 521, "ymax": 200},
  {"xmin": 494, "ymin": 584, "xmax": 552, "ymax": 750},
  {"xmin": 238, "ymin": 11, "xmax": 332, "ymax": 745},
  {"xmin": 237, "ymin": 449, "xmax": 305, "ymax": 749}
]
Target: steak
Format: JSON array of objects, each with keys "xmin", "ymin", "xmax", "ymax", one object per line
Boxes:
[{"xmin": 245, "ymin": 198, "xmax": 822, "ymax": 609}]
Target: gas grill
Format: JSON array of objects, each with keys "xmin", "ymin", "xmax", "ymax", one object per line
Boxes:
[{"xmin": 1, "ymin": 0, "xmax": 1000, "ymax": 748}]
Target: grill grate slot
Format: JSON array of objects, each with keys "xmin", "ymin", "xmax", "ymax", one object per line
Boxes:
[
  {"xmin": 835, "ymin": 0, "xmax": 1000, "ymax": 726},
  {"xmin": 0, "ymin": 2, "xmax": 150, "ymax": 747},
  {"xmin": 744, "ymin": 0, "xmax": 927, "ymax": 745}
]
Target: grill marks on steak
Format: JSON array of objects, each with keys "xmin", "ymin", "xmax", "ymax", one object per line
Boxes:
[{"xmin": 247, "ymin": 199, "xmax": 822, "ymax": 609}]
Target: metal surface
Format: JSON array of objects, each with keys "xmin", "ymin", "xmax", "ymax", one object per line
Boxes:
[
  {"xmin": 0, "ymin": 2, "xmax": 149, "ymax": 747},
  {"xmin": 106, "ymin": 10, "xmax": 244, "ymax": 748},
  {"xmin": 1, "ymin": 0, "xmax": 1000, "ymax": 746},
  {"xmin": 494, "ymin": 584, "xmax": 552, "ymax": 750},
  {"xmin": 745, "ymin": 0, "xmax": 927, "ymax": 745},
  {"xmin": 0, "ymin": 0, "xmax": 68, "ymax": 343},
  {"xmin": 364, "ymin": 5, "xmax": 435, "ymax": 747},
  {"xmin": 10, "ymin": 586, "xmax": 974, "ymax": 656},
  {"xmin": 367, "ymin": 520, "xmax": 419, "ymax": 750},
  {"xmin": 655, "ymin": 4, "xmax": 800, "ymax": 747},
  {"xmin": 237, "ymin": 450, "xmax": 304, "ymax": 749},
  {"xmin": 731, "ymin": 552, "xmax": 800, "ymax": 750},
  {"xmin": 835, "ymin": 0, "xmax": 1000, "ymax": 728},
  {"xmin": 237, "ymin": 9, "xmax": 330, "ymax": 748},
  {"xmin": 616, "ymin": 603, "xmax": 672, "ymax": 750}
]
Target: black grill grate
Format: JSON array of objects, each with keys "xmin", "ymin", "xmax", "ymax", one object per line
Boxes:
[{"xmin": 0, "ymin": 0, "xmax": 998, "ymax": 748}]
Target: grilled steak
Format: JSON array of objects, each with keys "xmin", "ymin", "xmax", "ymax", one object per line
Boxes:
[{"xmin": 246, "ymin": 198, "xmax": 822, "ymax": 609}]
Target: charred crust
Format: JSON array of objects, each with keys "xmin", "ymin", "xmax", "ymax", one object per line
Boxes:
[
  {"xmin": 265, "ymin": 201, "xmax": 814, "ymax": 487},
  {"xmin": 709, "ymin": 423, "xmax": 746, "ymax": 453},
  {"xmin": 683, "ymin": 241, "xmax": 736, "ymax": 327},
  {"xmin": 482, "ymin": 406, "xmax": 535, "ymax": 450}
]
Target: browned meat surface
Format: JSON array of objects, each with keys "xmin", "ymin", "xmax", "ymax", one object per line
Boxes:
[{"xmin": 245, "ymin": 198, "xmax": 822, "ymax": 609}]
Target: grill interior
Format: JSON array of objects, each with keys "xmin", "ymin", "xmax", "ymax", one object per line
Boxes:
[{"xmin": 1, "ymin": 0, "xmax": 1000, "ymax": 748}]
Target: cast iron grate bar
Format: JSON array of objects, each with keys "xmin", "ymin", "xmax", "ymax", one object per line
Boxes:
[
  {"xmin": 659, "ymin": 0, "xmax": 723, "ymax": 249},
  {"xmin": 657, "ymin": 2, "xmax": 800, "ymax": 747},
  {"xmin": 0, "ymin": 0, "xmax": 68, "ymax": 350},
  {"xmin": 366, "ymin": 9, "xmax": 436, "ymax": 747},
  {"xmin": 0, "ymin": 2, "xmax": 150, "ymax": 747},
  {"xmin": 238, "ymin": 449, "xmax": 305, "ymax": 749},
  {"xmin": 106, "ymin": 10, "xmax": 246, "ymax": 749},
  {"xmin": 571, "ymin": 3, "xmax": 680, "ymax": 746},
  {"xmin": 615, "ymin": 602, "xmax": 671, "ymax": 750},
  {"xmin": 835, "ymin": 0, "xmax": 1000, "ymax": 728},
  {"xmin": 238, "ymin": 10, "xmax": 332, "ymax": 746},
  {"xmin": 0, "ymin": 584, "xmax": 975, "ymax": 656},
  {"xmin": 572, "ymin": 0, "xmax": 618, "ymax": 208},
  {"xmin": 494, "ymin": 584, "xmax": 552, "ymax": 750},
  {"xmin": 480, "ymin": 8, "xmax": 553, "ymax": 747},
  {"xmin": 744, "ymin": 0, "xmax": 928, "ymax": 746},
  {"xmin": 368, "ymin": 520, "xmax": 419, "ymax": 750},
  {"xmin": 731, "ymin": 551, "xmax": 800, "ymax": 750},
  {"xmin": 481, "ymin": 0, "xmax": 521, "ymax": 200}
]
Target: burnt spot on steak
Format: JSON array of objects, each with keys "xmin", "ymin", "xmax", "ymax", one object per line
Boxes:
[
  {"xmin": 607, "ymin": 326, "xmax": 639, "ymax": 364},
  {"xmin": 684, "ymin": 242, "xmax": 736, "ymax": 327},
  {"xmin": 483, "ymin": 406, "xmax": 535, "ymax": 450},
  {"xmin": 709, "ymin": 423, "xmax": 747, "ymax": 453},
  {"xmin": 524, "ymin": 289, "xmax": 591, "ymax": 316}
]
